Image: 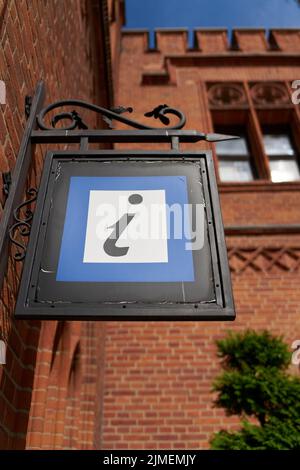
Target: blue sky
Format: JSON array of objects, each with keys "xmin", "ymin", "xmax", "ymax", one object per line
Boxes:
[{"xmin": 125, "ymin": 0, "xmax": 300, "ymax": 47}]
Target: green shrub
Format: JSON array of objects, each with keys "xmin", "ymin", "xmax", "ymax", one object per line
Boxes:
[{"xmin": 211, "ymin": 330, "xmax": 300, "ymax": 450}]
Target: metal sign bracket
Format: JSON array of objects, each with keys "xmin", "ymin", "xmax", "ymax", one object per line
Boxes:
[{"xmin": 0, "ymin": 80, "xmax": 238, "ymax": 321}]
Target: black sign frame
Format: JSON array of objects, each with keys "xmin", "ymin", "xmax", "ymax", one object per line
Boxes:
[{"xmin": 15, "ymin": 149, "xmax": 235, "ymax": 321}]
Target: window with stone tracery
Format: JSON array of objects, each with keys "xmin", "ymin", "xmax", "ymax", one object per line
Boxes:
[{"xmin": 206, "ymin": 81, "xmax": 300, "ymax": 184}]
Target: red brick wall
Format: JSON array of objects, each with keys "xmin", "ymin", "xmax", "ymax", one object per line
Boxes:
[
  {"xmin": 108, "ymin": 0, "xmax": 125, "ymax": 94},
  {"xmin": 102, "ymin": 267, "xmax": 300, "ymax": 449},
  {"xmin": 2, "ymin": 11, "xmax": 300, "ymax": 450},
  {"xmin": 25, "ymin": 320, "xmax": 106, "ymax": 449},
  {"xmin": 100, "ymin": 29, "xmax": 300, "ymax": 449},
  {"xmin": 0, "ymin": 0, "xmax": 110, "ymax": 449}
]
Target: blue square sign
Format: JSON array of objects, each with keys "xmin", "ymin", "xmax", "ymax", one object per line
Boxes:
[
  {"xmin": 57, "ymin": 176, "xmax": 195, "ymax": 283},
  {"xmin": 15, "ymin": 152, "xmax": 235, "ymax": 321}
]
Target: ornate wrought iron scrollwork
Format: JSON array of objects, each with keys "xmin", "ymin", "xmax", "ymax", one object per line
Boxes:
[
  {"xmin": 2, "ymin": 172, "xmax": 12, "ymax": 199},
  {"xmin": 36, "ymin": 100, "xmax": 186, "ymax": 131},
  {"xmin": 25, "ymin": 95, "xmax": 32, "ymax": 119},
  {"xmin": 8, "ymin": 188, "xmax": 38, "ymax": 261}
]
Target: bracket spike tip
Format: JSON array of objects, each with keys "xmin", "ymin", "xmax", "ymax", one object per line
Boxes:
[{"xmin": 205, "ymin": 133, "xmax": 240, "ymax": 142}]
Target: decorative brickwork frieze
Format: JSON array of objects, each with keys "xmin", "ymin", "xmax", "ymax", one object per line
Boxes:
[
  {"xmin": 228, "ymin": 246, "xmax": 300, "ymax": 274},
  {"xmin": 250, "ymin": 82, "xmax": 291, "ymax": 107},
  {"xmin": 207, "ymin": 82, "xmax": 248, "ymax": 108}
]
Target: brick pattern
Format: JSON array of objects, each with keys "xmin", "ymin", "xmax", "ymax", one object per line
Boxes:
[
  {"xmin": 26, "ymin": 321, "xmax": 105, "ymax": 449},
  {"xmin": 101, "ymin": 269, "xmax": 300, "ymax": 450},
  {"xmin": 101, "ymin": 263, "xmax": 300, "ymax": 449},
  {"xmin": 122, "ymin": 28, "xmax": 300, "ymax": 54},
  {"xmin": 100, "ymin": 29, "xmax": 300, "ymax": 450},
  {"xmin": 233, "ymin": 30, "xmax": 268, "ymax": 52},
  {"xmin": 228, "ymin": 246, "xmax": 300, "ymax": 274},
  {"xmin": 156, "ymin": 30, "xmax": 188, "ymax": 54},
  {"xmin": 220, "ymin": 191, "xmax": 300, "ymax": 226},
  {"xmin": 195, "ymin": 30, "xmax": 228, "ymax": 53},
  {"xmin": 0, "ymin": 0, "xmax": 109, "ymax": 449},
  {"xmin": 271, "ymin": 30, "xmax": 300, "ymax": 51},
  {"xmin": 2, "ymin": 15, "xmax": 300, "ymax": 449}
]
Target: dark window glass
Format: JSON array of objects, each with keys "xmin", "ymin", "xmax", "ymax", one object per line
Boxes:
[
  {"xmin": 215, "ymin": 128, "xmax": 255, "ymax": 182},
  {"xmin": 262, "ymin": 130, "xmax": 300, "ymax": 183}
]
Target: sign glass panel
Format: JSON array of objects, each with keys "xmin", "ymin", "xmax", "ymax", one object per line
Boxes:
[{"xmin": 15, "ymin": 151, "xmax": 234, "ymax": 320}]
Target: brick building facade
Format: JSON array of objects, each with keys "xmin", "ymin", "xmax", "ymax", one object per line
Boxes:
[
  {"xmin": 100, "ymin": 27, "xmax": 300, "ymax": 449},
  {"xmin": 0, "ymin": 0, "xmax": 300, "ymax": 450},
  {"xmin": 0, "ymin": 0, "xmax": 123, "ymax": 449}
]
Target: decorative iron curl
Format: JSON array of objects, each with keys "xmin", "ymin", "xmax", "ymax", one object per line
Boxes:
[
  {"xmin": 8, "ymin": 188, "xmax": 38, "ymax": 261},
  {"xmin": 36, "ymin": 101, "xmax": 186, "ymax": 131}
]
